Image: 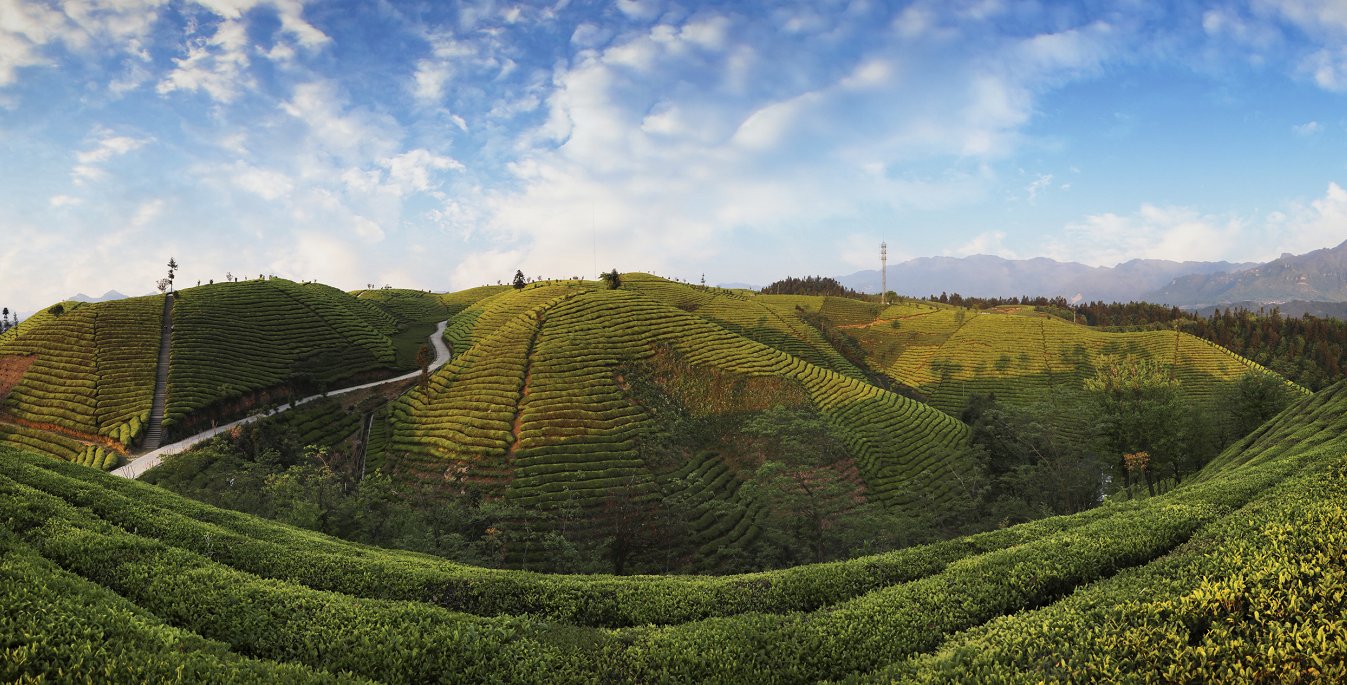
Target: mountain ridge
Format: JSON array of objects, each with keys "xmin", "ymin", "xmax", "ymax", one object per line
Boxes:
[
  {"xmin": 1144, "ymin": 240, "xmax": 1347, "ymax": 306},
  {"xmin": 838, "ymin": 255, "xmax": 1254, "ymax": 302}
]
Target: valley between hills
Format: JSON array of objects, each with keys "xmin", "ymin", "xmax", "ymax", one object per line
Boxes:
[{"xmin": 1, "ymin": 272, "xmax": 1343, "ymax": 682}]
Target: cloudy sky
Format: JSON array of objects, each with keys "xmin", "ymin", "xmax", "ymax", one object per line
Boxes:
[{"xmin": 4, "ymin": 0, "xmax": 1347, "ymax": 312}]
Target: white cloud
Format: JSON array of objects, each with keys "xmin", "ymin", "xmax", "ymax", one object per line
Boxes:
[
  {"xmin": 72, "ymin": 132, "xmax": 150, "ymax": 184},
  {"xmin": 1049, "ymin": 205, "xmax": 1245, "ymax": 266},
  {"xmin": 157, "ymin": 17, "xmax": 252, "ymax": 102},
  {"xmin": 156, "ymin": 0, "xmax": 329, "ymax": 103},
  {"xmin": 1293, "ymin": 120, "xmax": 1322, "ymax": 135},
  {"xmin": 352, "ymin": 215, "xmax": 385, "ymax": 242},
  {"xmin": 948, "ymin": 231, "xmax": 1017, "ymax": 259},
  {"xmin": 49, "ymin": 194, "xmax": 81, "ymax": 207},
  {"xmin": 380, "ymin": 149, "xmax": 463, "ymax": 196},
  {"xmin": 231, "ymin": 164, "xmax": 295, "ymax": 200},
  {"xmin": 0, "ymin": 0, "xmax": 65, "ymax": 85},
  {"xmin": 1025, "ymin": 173, "xmax": 1053, "ymax": 201},
  {"xmin": 281, "ymin": 81, "xmax": 400, "ymax": 165},
  {"xmin": 616, "ymin": 0, "xmax": 661, "ymax": 22},
  {"xmin": 1046, "ymin": 183, "xmax": 1347, "ymax": 267}
]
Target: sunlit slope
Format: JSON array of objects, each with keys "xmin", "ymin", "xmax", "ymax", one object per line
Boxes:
[
  {"xmin": 623, "ymin": 275, "xmax": 867, "ymax": 380},
  {"xmin": 352, "ymin": 287, "xmax": 450, "ymax": 324},
  {"xmin": 386, "ymin": 283, "xmax": 974, "ymax": 519},
  {"xmin": 0, "ymin": 296, "xmax": 162, "ymax": 466},
  {"xmin": 842, "ymin": 304, "xmax": 1302, "ymax": 414},
  {"xmin": 163, "ymin": 279, "xmax": 405, "ymax": 440},
  {"xmin": 5, "ymin": 381, "xmax": 1345, "ymax": 682}
]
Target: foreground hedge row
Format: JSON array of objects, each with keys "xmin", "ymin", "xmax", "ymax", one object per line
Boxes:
[
  {"xmin": 875, "ymin": 446, "xmax": 1347, "ymax": 682},
  {"xmin": 7, "ymin": 449, "xmax": 1117, "ymax": 627},
  {"xmin": 0, "ymin": 532, "xmax": 349, "ymax": 683}
]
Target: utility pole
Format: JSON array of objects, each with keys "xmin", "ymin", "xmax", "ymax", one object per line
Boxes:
[{"xmin": 880, "ymin": 241, "xmax": 888, "ymax": 306}]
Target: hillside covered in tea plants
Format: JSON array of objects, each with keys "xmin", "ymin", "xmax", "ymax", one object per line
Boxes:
[
  {"xmin": 119, "ymin": 274, "xmax": 1304, "ymax": 575},
  {"xmin": 0, "ymin": 279, "xmax": 451, "ymax": 469},
  {"xmin": 4, "ymin": 371, "xmax": 1345, "ymax": 682},
  {"xmin": 834, "ymin": 299, "xmax": 1302, "ymax": 433}
]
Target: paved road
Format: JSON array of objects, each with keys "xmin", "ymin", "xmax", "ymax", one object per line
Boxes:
[{"xmin": 113, "ymin": 320, "xmax": 451, "ymax": 479}]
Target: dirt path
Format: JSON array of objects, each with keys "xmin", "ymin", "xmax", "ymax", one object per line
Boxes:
[{"xmin": 112, "ymin": 320, "xmax": 452, "ymax": 480}]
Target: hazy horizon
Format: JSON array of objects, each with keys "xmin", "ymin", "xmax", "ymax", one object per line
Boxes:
[{"xmin": 5, "ymin": 1, "xmax": 1347, "ymax": 312}]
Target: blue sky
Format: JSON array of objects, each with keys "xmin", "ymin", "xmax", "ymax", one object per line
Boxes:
[{"xmin": 4, "ymin": 0, "xmax": 1347, "ymax": 312}]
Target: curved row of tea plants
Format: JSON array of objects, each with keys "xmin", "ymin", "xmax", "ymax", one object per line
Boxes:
[
  {"xmin": 352, "ymin": 288, "xmax": 449, "ymax": 326},
  {"xmin": 393, "ymin": 285, "xmax": 976, "ymax": 526},
  {"xmin": 3, "ymin": 381, "xmax": 1334, "ymax": 683},
  {"xmin": 622, "ymin": 276, "xmax": 864, "ymax": 379},
  {"xmin": 0, "ymin": 296, "xmax": 161, "ymax": 457},
  {"xmin": 165, "ymin": 279, "xmax": 402, "ymax": 439},
  {"xmin": 872, "ymin": 443, "xmax": 1347, "ymax": 682},
  {"xmin": 848, "ymin": 307, "xmax": 1301, "ymax": 420}
]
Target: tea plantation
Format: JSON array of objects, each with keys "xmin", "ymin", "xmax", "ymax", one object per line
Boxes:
[
  {"xmin": 0, "ymin": 279, "xmax": 451, "ymax": 466},
  {"xmin": 383, "ymin": 282, "xmax": 975, "ymax": 566},
  {"xmin": 839, "ymin": 302, "xmax": 1303, "ymax": 420},
  {"xmin": 0, "ymin": 295, "xmax": 162, "ymax": 467},
  {"xmin": 4, "ymin": 373, "xmax": 1345, "ymax": 682}
]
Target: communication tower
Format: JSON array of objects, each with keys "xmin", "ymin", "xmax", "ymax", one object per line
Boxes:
[{"xmin": 880, "ymin": 241, "xmax": 888, "ymax": 306}]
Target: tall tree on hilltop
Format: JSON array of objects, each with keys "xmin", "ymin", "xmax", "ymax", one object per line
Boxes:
[
  {"xmin": 600, "ymin": 269, "xmax": 621, "ymax": 289},
  {"xmin": 167, "ymin": 257, "xmax": 178, "ymax": 293},
  {"xmin": 512, "ymin": 270, "xmax": 526, "ymax": 290}
]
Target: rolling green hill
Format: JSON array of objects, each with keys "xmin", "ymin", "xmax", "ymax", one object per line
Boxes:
[
  {"xmin": 834, "ymin": 301, "xmax": 1304, "ymax": 421},
  {"xmin": 0, "ymin": 279, "xmax": 448, "ymax": 464},
  {"xmin": 4, "ymin": 373, "xmax": 1344, "ymax": 682},
  {"xmin": 382, "ymin": 279, "xmax": 975, "ymax": 568},
  {"xmin": 0, "ymin": 296, "xmax": 163, "ymax": 466}
]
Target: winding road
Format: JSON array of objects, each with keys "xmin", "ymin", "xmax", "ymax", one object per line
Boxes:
[{"xmin": 113, "ymin": 320, "xmax": 451, "ymax": 480}]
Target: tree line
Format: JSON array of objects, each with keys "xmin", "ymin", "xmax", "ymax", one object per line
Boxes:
[{"xmin": 761, "ymin": 276, "xmax": 865, "ymax": 298}]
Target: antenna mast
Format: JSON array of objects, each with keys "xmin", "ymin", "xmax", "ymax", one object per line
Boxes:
[{"xmin": 880, "ymin": 241, "xmax": 888, "ymax": 306}]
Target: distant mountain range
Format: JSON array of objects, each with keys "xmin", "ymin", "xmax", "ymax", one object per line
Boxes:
[
  {"xmin": 1142, "ymin": 240, "xmax": 1347, "ymax": 307},
  {"xmin": 838, "ymin": 256, "xmax": 1254, "ymax": 303},
  {"xmin": 68, "ymin": 290, "xmax": 130, "ymax": 303}
]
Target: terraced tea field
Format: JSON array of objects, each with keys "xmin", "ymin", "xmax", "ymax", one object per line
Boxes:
[
  {"xmin": 0, "ymin": 296, "xmax": 163, "ymax": 468},
  {"xmin": 840, "ymin": 304, "xmax": 1302, "ymax": 418},
  {"xmin": 0, "ymin": 280, "xmax": 451, "ymax": 467},
  {"xmin": 5, "ymin": 374, "xmax": 1344, "ymax": 682},
  {"xmin": 384, "ymin": 281, "xmax": 975, "ymax": 564},
  {"xmin": 163, "ymin": 279, "xmax": 405, "ymax": 440}
]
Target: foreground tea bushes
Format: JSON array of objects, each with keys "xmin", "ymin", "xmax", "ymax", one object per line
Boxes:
[
  {"xmin": 6, "ymin": 449, "xmax": 1114, "ymax": 627},
  {"xmin": 0, "ymin": 390, "xmax": 1341, "ymax": 685},
  {"xmin": 0, "ymin": 534, "xmax": 353, "ymax": 684},
  {"xmin": 873, "ymin": 448, "xmax": 1347, "ymax": 683},
  {"xmin": 601, "ymin": 444, "xmax": 1312, "ymax": 683},
  {"xmin": 0, "ymin": 477, "xmax": 601, "ymax": 684}
]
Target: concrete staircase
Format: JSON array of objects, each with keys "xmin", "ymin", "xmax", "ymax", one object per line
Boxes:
[{"xmin": 141, "ymin": 293, "xmax": 174, "ymax": 452}]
